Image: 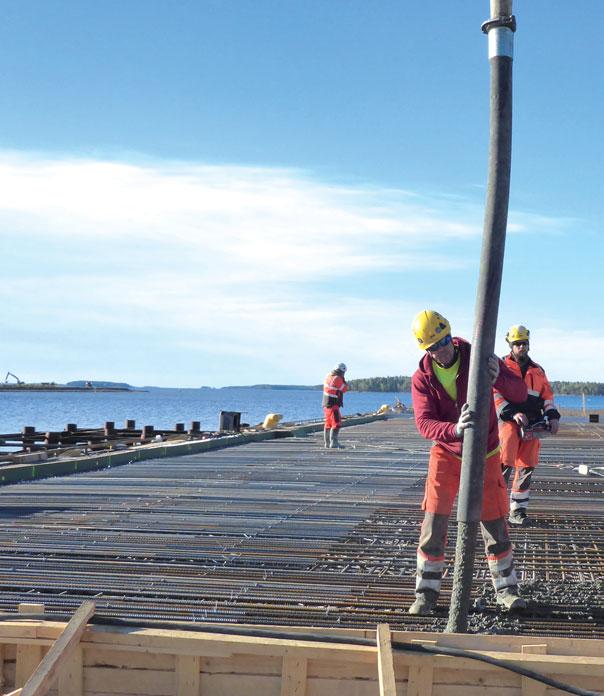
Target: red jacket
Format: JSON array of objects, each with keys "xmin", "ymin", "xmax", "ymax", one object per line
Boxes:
[{"xmin": 411, "ymin": 337, "xmax": 528, "ymax": 457}]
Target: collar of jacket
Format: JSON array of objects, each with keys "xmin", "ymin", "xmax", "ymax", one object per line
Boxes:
[{"xmin": 504, "ymin": 353, "xmax": 542, "ymax": 372}]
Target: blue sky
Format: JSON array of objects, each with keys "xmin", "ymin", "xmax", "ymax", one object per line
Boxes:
[{"xmin": 0, "ymin": 1, "xmax": 602, "ymax": 387}]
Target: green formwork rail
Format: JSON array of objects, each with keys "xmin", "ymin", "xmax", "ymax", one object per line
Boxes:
[{"xmin": 0, "ymin": 413, "xmax": 390, "ymax": 486}]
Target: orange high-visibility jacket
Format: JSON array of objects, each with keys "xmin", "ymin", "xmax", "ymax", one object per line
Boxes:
[
  {"xmin": 322, "ymin": 372, "xmax": 348, "ymax": 408},
  {"xmin": 494, "ymin": 355, "xmax": 560, "ymax": 425}
]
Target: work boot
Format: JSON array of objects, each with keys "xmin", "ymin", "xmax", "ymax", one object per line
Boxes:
[
  {"xmin": 496, "ymin": 587, "xmax": 527, "ymax": 611},
  {"xmin": 329, "ymin": 429, "xmax": 344, "ymax": 449},
  {"xmin": 323, "ymin": 428, "xmax": 331, "ymax": 449},
  {"xmin": 508, "ymin": 509, "xmax": 528, "ymax": 527},
  {"xmin": 408, "ymin": 590, "xmax": 438, "ymax": 616}
]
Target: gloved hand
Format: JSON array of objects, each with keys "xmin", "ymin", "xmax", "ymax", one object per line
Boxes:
[
  {"xmin": 549, "ymin": 418, "xmax": 560, "ymax": 435},
  {"xmin": 513, "ymin": 412, "xmax": 529, "ymax": 427},
  {"xmin": 487, "ymin": 354, "xmax": 500, "ymax": 384},
  {"xmin": 455, "ymin": 403, "xmax": 474, "ymax": 438}
]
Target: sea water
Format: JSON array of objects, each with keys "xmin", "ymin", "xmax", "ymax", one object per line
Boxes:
[{"xmin": 0, "ymin": 389, "xmax": 600, "ymax": 434}]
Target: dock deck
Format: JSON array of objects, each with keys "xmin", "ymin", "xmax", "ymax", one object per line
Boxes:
[{"xmin": 0, "ymin": 415, "xmax": 602, "ymax": 637}]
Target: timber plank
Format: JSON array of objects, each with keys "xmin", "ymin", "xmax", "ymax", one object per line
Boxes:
[
  {"xmin": 19, "ymin": 601, "xmax": 95, "ymax": 696},
  {"xmin": 280, "ymin": 651, "xmax": 307, "ymax": 696},
  {"xmin": 15, "ymin": 646, "xmax": 43, "ymax": 688},
  {"xmin": 85, "ymin": 668, "xmax": 173, "ymax": 695},
  {"xmin": 376, "ymin": 624, "xmax": 396, "ymax": 696},
  {"xmin": 407, "ymin": 659, "xmax": 434, "ymax": 696},
  {"xmin": 521, "ymin": 645, "xmax": 547, "ymax": 696},
  {"xmin": 175, "ymin": 655, "xmax": 200, "ymax": 696},
  {"xmin": 57, "ymin": 646, "xmax": 83, "ymax": 696}
]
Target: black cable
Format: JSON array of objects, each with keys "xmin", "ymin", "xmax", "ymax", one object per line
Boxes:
[
  {"xmin": 1, "ymin": 613, "xmax": 601, "ymax": 696},
  {"xmin": 394, "ymin": 641, "xmax": 603, "ymax": 696}
]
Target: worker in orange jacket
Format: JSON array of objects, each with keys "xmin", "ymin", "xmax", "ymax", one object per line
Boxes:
[
  {"xmin": 323, "ymin": 363, "xmax": 348, "ymax": 449},
  {"xmin": 409, "ymin": 310, "xmax": 528, "ymax": 615},
  {"xmin": 495, "ymin": 325, "xmax": 561, "ymax": 526}
]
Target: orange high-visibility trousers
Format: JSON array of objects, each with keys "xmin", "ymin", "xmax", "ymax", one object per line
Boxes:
[
  {"xmin": 323, "ymin": 406, "xmax": 342, "ymax": 430},
  {"xmin": 422, "ymin": 444, "xmax": 508, "ymax": 520},
  {"xmin": 499, "ymin": 421, "xmax": 540, "ymax": 469}
]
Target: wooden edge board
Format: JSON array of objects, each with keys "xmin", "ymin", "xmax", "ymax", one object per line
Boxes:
[
  {"xmin": 376, "ymin": 624, "xmax": 397, "ymax": 696},
  {"xmin": 19, "ymin": 601, "xmax": 95, "ymax": 696}
]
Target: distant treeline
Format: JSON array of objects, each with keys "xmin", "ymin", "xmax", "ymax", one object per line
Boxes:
[
  {"xmin": 348, "ymin": 376, "xmax": 604, "ymax": 396},
  {"xmin": 348, "ymin": 376, "xmax": 412, "ymax": 392},
  {"xmin": 550, "ymin": 382, "xmax": 604, "ymax": 396}
]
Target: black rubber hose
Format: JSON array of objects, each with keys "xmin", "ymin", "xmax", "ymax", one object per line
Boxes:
[
  {"xmin": 2, "ymin": 613, "xmax": 601, "ymax": 696},
  {"xmin": 398, "ymin": 641, "xmax": 603, "ymax": 696}
]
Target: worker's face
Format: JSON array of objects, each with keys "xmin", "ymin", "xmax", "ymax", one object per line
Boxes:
[
  {"xmin": 511, "ymin": 340, "xmax": 529, "ymax": 363},
  {"xmin": 427, "ymin": 334, "xmax": 455, "ymax": 366}
]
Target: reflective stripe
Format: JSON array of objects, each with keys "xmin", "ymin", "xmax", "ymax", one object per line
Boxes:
[
  {"xmin": 416, "ymin": 577, "xmax": 441, "ymax": 592},
  {"xmin": 494, "ymin": 390, "xmax": 509, "ymax": 416},
  {"xmin": 417, "ymin": 555, "xmax": 445, "ymax": 570},
  {"xmin": 510, "ymin": 495, "xmax": 529, "ymax": 512},
  {"xmin": 416, "ymin": 552, "xmax": 444, "ymax": 593},
  {"xmin": 487, "ymin": 548, "xmax": 518, "ymax": 590},
  {"xmin": 527, "ymin": 388, "xmax": 540, "ymax": 397},
  {"xmin": 492, "ymin": 569, "xmax": 518, "ymax": 591}
]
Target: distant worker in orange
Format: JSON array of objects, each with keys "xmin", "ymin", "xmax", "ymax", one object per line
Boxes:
[
  {"xmin": 322, "ymin": 363, "xmax": 348, "ymax": 449},
  {"xmin": 495, "ymin": 325, "xmax": 561, "ymax": 526},
  {"xmin": 409, "ymin": 310, "xmax": 528, "ymax": 615}
]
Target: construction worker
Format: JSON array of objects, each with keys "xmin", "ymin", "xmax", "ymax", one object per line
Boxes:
[
  {"xmin": 495, "ymin": 325, "xmax": 561, "ymax": 526},
  {"xmin": 323, "ymin": 363, "xmax": 348, "ymax": 449},
  {"xmin": 409, "ymin": 310, "xmax": 528, "ymax": 615}
]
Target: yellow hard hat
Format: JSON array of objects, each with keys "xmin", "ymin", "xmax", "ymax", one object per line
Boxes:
[
  {"xmin": 411, "ymin": 310, "xmax": 451, "ymax": 350},
  {"xmin": 506, "ymin": 325, "xmax": 530, "ymax": 344}
]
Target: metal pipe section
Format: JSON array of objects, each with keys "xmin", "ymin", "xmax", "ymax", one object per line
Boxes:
[{"xmin": 446, "ymin": 0, "xmax": 515, "ymax": 634}]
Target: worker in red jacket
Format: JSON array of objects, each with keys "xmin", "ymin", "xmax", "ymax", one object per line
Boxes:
[
  {"xmin": 409, "ymin": 310, "xmax": 528, "ymax": 615},
  {"xmin": 322, "ymin": 363, "xmax": 348, "ymax": 449},
  {"xmin": 495, "ymin": 325, "xmax": 561, "ymax": 526}
]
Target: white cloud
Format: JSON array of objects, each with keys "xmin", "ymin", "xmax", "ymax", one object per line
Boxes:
[{"xmin": 0, "ymin": 150, "xmax": 585, "ymax": 385}]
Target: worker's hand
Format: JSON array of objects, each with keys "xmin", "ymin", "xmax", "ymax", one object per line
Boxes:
[
  {"xmin": 455, "ymin": 403, "xmax": 474, "ymax": 438},
  {"xmin": 487, "ymin": 354, "xmax": 500, "ymax": 385},
  {"xmin": 549, "ymin": 418, "xmax": 560, "ymax": 435},
  {"xmin": 513, "ymin": 413, "xmax": 529, "ymax": 427}
]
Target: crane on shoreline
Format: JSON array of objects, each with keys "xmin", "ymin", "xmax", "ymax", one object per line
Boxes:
[{"xmin": 4, "ymin": 372, "xmax": 24, "ymax": 385}]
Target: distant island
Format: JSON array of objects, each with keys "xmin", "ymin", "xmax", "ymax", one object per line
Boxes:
[{"xmin": 0, "ymin": 380, "xmax": 135, "ymax": 392}]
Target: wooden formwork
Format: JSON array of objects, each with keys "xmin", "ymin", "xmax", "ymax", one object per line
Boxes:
[{"xmin": 1, "ymin": 603, "xmax": 603, "ymax": 696}]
